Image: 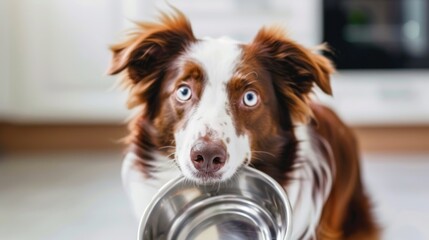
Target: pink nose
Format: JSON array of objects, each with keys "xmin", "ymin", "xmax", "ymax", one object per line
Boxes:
[{"xmin": 190, "ymin": 139, "xmax": 226, "ymax": 173}]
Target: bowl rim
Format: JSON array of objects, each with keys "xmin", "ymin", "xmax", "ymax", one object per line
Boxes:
[{"xmin": 137, "ymin": 166, "xmax": 293, "ymax": 240}]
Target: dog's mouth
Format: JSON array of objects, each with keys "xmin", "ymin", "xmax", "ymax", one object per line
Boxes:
[
  {"xmin": 183, "ymin": 164, "xmax": 224, "ymax": 183},
  {"xmin": 179, "ymin": 163, "xmax": 226, "ymax": 184},
  {"xmin": 193, "ymin": 171, "xmax": 223, "ymax": 183}
]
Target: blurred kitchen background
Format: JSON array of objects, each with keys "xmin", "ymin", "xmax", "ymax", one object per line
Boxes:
[{"xmin": 1, "ymin": 0, "xmax": 428, "ymax": 239}]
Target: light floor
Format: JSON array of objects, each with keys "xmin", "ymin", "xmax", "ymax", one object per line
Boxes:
[{"xmin": 0, "ymin": 151, "xmax": 428, "ymax": 240}]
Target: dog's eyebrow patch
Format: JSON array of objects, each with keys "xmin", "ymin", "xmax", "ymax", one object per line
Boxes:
[
  {"xmin": 228, "ymin": 77, "xmax": 256, "ymax": 91},
  {"xmin": 228, "ymin": 67, "xmax": 261, "ymax": 89},
  {"xmin": 234, "ymin": 70, "xmax": 259, "ymax": 81},
  {"xmin": 177, "ymin": 61, "xmax": 205, "ymax": 83}
]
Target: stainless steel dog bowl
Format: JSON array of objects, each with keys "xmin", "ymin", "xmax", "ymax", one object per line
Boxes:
[{"xmin": 138, "ymin": 166, "xmax": 292, "ymax": 240}]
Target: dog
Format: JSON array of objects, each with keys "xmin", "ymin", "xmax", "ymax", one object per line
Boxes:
[{"xmin": 108, "ymin": 9, "xmax": 379, "ymax": 240}]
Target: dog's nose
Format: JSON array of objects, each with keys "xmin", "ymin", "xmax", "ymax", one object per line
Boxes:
[{"xmin": 190, "ymin": 139, "xmax": 226, "ymax": 173}]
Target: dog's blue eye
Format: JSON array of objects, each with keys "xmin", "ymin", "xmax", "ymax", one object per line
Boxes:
[
  {"xmin": 243, "ymin": 91, "xmax": 258, "ymax": 107},
  {"xmin": 176, "ymin": 85, "xmax": 192, "ymax": 101}
]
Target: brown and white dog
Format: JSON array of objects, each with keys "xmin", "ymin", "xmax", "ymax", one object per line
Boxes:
[{"xmin": 108, "ymin": 10, "xmax": 379, "ymax": 240}]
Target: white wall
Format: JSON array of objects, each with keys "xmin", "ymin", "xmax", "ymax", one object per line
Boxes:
[
  {"xmin": 0, "ymin": 0, "xmax": 11, "ymax": 118},
  {"xmin": 1, "ymin": 0, "xmax": 129, "ymax": 123}
]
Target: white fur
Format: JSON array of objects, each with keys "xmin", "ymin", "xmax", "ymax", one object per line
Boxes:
[
  {"xmin": 121, "ymin": 152, "xmax": 181, "ymax": 218},
  {"xmin": 174, "ymin": 37, "xmax": 251, "ymax": 183},
  {"xmin": 286, "ymin": 124, "xmax": 334, "ymax": 239}
]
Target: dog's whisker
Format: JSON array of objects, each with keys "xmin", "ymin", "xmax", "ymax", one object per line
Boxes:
[
  {"xmin": 250, "ymin": 156, "xmax": 266, "ymax": 163},
  {"xmin": 165, "ymin": 152, "xmax": 176, "ymax": 159},
  {"xmin": 158, "ymin": 146, "xmax": 176, "ymax": 151},
  {"xmin": 251, "ymin": 150, "xmax": 276, "ymax": 158}
]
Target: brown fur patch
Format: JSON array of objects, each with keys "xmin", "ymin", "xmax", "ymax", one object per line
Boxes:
[{"xmin": 221, "ymin": 44, "xmax": 298, "ymax": 184}]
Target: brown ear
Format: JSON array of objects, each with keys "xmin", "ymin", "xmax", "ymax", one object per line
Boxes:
[
  {"xmin": 107, "ymin": 35, "xmax": 143, "ymax": 75},
  {"xmin": 107, "ymin": 10, "xmax": 196, "ymax": 82},
  {"xmin": 108, "ymin": 10, "xmax": 196, "ymax": 118},
  {"xmin": 310, "ymin": 45, "xmax": 335, "ymax": 95},
  {"xmin": 252, "ymin": 26, "xmax": 334, "ymax": 96},
  {"xmin": 249, "ymin": 26, "xmax": 335, "ymax": 122}
]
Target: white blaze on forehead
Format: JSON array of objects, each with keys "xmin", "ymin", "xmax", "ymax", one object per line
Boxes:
[
  {"xmin": 186, "ymin": 37, "xmax": 240, "ymax": 132},
  {"xmin": 174, "ymin": 37, "xmax": 251, "ymax": 182},
  {"xmin": 189, "ymin": 36, "xmax": 241, "ymax": 80}
]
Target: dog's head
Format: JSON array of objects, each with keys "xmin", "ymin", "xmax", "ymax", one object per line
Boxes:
[{"xmin": 108, "ymin": 10, "xmax": 334, "ymax": 184}]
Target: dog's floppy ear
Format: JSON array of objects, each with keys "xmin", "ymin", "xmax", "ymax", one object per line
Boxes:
[
  {"xmin": 249, "ymin": 26, "xmax": 335, "ymax": 122},
  {"xmin": 107, "ymin": 10, "xmax": 196, "ymax": 82},
  {"xmin": 107, "ymin": 10, "xmax": 196, "ymax": 116},
  {"xmin": 252, "ymin": 26, "xmax": 334, "ymax": 95}
]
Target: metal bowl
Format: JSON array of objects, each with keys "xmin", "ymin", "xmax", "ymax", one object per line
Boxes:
[{"xmin": 138, "ymin": 166, "xmax": 292, "ymax": 240}]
